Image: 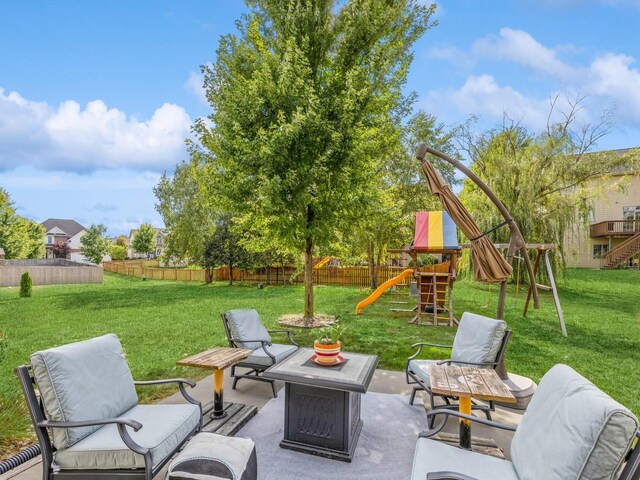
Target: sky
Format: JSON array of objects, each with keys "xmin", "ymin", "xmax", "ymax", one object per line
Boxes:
[{"xmin": 1, "ymin": 0, "xmax": 640, "ymax": 236}]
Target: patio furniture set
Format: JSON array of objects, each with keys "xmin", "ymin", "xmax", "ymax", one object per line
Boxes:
[{"xmin": 13, "ymin": 310, "xmax": 640, "ymax": 479}]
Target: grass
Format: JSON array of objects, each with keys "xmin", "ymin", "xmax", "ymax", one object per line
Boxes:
[{"xmin": 0, "ymin": 269, "xmax": 639, "ymax": 458}]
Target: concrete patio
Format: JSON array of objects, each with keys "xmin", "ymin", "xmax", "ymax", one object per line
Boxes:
[{"xmin": 1, "ymin": 368, "xmax": 524, "ymax": 480}]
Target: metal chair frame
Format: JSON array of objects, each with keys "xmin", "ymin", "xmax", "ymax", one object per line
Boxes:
[
  {"xmin": 420, "ymin": 409, "xmax": 640, "ymax": 480},
  {"xmin": 221, "ymin": 312, "xmax": 299, "ymax": 398},
  {"xmin": 15, "ymin": 365, "xmax": 202, "ymax": 480},
  {"xmin": 406, "ymin": 329, "xmax": 512, "ymax": 427}
]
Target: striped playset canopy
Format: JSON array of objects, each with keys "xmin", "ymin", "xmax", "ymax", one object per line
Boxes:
[{"xmin": 414, "ymin": 211, "xmax": 459, "ymax": 250}]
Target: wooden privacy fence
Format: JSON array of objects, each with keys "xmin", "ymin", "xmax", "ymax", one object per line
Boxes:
[
  {"xmin": 0, "ymin": 259, "xmax": 103, "ymax": 287},
  {"xmin": 103, "ymin": 260, "xmax": 450, "ymax": 288}
]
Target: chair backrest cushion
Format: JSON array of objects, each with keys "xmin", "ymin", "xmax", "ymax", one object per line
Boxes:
[
  {"xmin": 511, "ymin": 364, "xmax": 638, "ymax": 480},
  {"xmin": 451, "ymin": 312, "xmax": 507, "ymax": 365},
  {"xmin": 30, "ymin": 334, "xmax": 138, "ymax": 450},
  {"xmin": 224, "ymin": 309, "xmax": 271, "ymax": 350}
]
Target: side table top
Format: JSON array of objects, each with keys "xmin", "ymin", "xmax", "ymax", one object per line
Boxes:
[
  {"xmin": 263, "ymin": 348, "xmax": 378, "ymax": 393},
  {"xmin": 428, "ymin": 364, "xmax": 515, "ymax": 403},
  {"xmin": 177, "ymin": 347, "xmax": 253, "ymax": 370}
]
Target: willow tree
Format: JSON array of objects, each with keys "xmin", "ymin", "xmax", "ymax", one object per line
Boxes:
[
  {"xmin": 458, "ymin": 105, "xmax": 640, "ymax": 271},
  {"xmin": 196, "ymin": 0, "xmax": 434, "ymax": 318}
]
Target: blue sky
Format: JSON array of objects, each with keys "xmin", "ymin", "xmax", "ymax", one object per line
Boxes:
[{"xmin": 1, "ymin": 0, "xmax": 639, "ymax": 236}]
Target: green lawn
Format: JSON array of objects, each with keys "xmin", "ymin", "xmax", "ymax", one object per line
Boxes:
[{"xmin": 0, "ymin": 269, "xmax": 638, "ymax": 458}]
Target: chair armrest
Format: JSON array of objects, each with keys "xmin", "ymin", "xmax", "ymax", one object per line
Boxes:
[
  {"xmin": 427, "ymin": 472, "xmax": 480, "ymax": 480},
  {"xmin": 38, "ymin": 417, "xmax": 143, "ymax": 432},
  {"xmin": 419, "ymin": 410, "xmax": 517, "ymax": 439},
  {"xmin": 135, "ymin": 378, "xmax": 196, "ymax": 388},
  {"xmin": 408, "ymin": 342, "xmax": 453, "ymax": 361},
  {"xmin": 39, "ymin": 417, "xmax": 156, "ymax": 455},
  {"xmin": 267, "ymin": 330, "xmax": 299, "ymax": 347},
  {"xmin": 134, "ymin": 378, "xmax": 200, "ymax": 405},
  {"xmin": 229, "ymin": 338, "xmax": 273, "ymax": 347},
  {"xmin": 436, "ymin": 359, "xmax": 499, "ymax": 367}
]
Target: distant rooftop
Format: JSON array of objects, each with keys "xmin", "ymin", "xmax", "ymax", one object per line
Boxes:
[{"xmin": 41, "ymin": 219, "xmax": 86, "ymax": 238}]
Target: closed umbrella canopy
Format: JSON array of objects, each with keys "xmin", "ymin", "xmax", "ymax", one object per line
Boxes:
[{"xmin": 420, "ymin": 160, "xmax": 512, "ymax": 283}]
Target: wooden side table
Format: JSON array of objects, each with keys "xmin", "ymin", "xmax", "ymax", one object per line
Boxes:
[
  {"xmin": 428, "ymin": 364, "xmax": 515, "ymax": 449},
  {"xmin": 178, "ymin": 347, "xmax": 253, "ymax": 419}
]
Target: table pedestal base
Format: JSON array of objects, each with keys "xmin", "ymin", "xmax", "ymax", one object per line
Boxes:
[
  {"xmin": 211, "ymin": 369, "xmax": 226, "ymax": 419},
  {"xmin": 459, "ymin": 397, "xmax": 472, "ymax": 450},
  {"xmin": 280, "ymin": 383, "xmax": 362, "ymax": 462}
]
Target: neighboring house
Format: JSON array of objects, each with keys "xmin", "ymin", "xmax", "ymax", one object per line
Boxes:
[
  {"xmin": 41, "ymin": 218, "xmax": 88, "ymax": 263},
  {"xmin": 128, "ymin": 227, "xmax": 167, "ymax": 259},
  {"xmin": 565, "ymin": 154, "xmax": 640, "ymax": 268}
]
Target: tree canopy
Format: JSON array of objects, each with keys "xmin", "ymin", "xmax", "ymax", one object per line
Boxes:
[
  {"xmin": 132, "ymin": 224, "xmax": 156, "ymax": 258},
  {"xmin": 80, "ymin": 224, "xmax": 111, "ymax": 264},
  {"xmin": 194, "ymin": 0, "xmax": 435, "ymax": 317},
  {"xmin": 457, "ymin": 105, "xmax": 640, "ymax": 270},
  {"xmin": 0, "ymin": 188, "xmax": 44, "ymax": 259}
]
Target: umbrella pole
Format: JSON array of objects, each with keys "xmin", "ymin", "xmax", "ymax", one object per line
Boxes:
[{"xmin": 417, "ymin": 144, "xmax": 540, "ymax": 311}]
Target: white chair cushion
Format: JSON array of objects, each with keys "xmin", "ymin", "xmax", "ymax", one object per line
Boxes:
[
  {"xmin": 411, "ymin": 437, "xmax": 519, "ymax": 480},
  {"xmin": 451, "ymin": 312, "xmax": 507, "ymax": 365},
  {"xmin": 30, "ymin": 334, "xmax": 138, "ymax": 449},
  {"xmin": 54, "ymin": 404, "xmax": 200, "ymax": 470},
  {"xmin": 225, "ymin": 309, "xmax": 271, "ymax": 350},
  {"xmin": 167, "ymin": 432, "xmax": 256, "ymax": 480},
  {"xmin": 408, "ymin": 359, "xmax": 440, "ymax": 387},
  {"xmin": 244, "ymin": 344, "xmax": 298, "ymax": 367},
  {"xmin": 511, "ymin": 364, "xmax": 638, "ymax": 480}
]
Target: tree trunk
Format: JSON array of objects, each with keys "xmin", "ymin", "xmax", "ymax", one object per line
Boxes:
[
  {"xmin": 304, "ymin": 236, "xmax": 314, "ymax": 318},
  {"xmin": 368, "ymin": 240, "xmax": 377, "ymax": 289},
  {"xmin": 204, "ymin": 268, "xmax": 213, "ymax": 284},
  {"xmin": 228, "ymin": 262, "xmax": 234, "ymax": 285},
  {"xmin": 304, "ymin": 205, "xmax": 315, "ymax": 318}
]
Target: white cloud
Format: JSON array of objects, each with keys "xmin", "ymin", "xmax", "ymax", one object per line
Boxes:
[
  {"xmin": 426, "ymin": 46, "xmax": 474, "ymax": 69},
  {"xmin": 426, "ymin": 74, "xmax": 552, "ymax": 128},
  {"xmin": 184, "ymin": 71, "xmax": 208, "ymax": 105},
  {"xmin": 587, "ymin": 53, "xmax": 640, "ymax": 122},
  {"xmin": 422, "ymin": 28, "xmax": 640, "ymax": 136},
  {"xmin": 0, "ymin": 88, "xmax": 192, "ymax": 173},
  {"xmin": 472, "ymin": 28, "xmax": 579, "ymax": 81}
]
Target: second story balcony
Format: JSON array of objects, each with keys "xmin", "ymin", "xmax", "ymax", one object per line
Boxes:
[{"xmin": 590, "ymin": 220, "xmax": 640, "ymax": 237}]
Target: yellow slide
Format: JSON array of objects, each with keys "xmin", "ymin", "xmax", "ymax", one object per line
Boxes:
[
  {"xmin": 314, "ymin": 256, "xmax": 331, "ymax": 269},
  {"xmin": 355, "ymin": 268, "xmax": 414, "ymax": 315}
]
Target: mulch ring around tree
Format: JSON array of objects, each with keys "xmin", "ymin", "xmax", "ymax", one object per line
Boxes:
[{"xmin": 278, "ymin": 314, "xmax": 335, "ymax": 329}]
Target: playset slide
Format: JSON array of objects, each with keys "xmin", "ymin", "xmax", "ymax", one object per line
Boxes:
[
  {"xmin": 355, "ymin": 268, "xmax": 414, "ymax": 315},
  {"xmin": 313, "ymin": 256, "xmax": 331, "ymax": 269}
]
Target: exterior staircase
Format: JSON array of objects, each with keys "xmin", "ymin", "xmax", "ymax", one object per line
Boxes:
[{"xmin": 600, "ymin": 231, "xmax": 640, "ymax": 268}]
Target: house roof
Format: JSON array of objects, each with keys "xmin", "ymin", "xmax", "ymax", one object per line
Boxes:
[
  {"xmin": 129, "ymin": 227, "xmax": 166, "ymax": 238},
  {"xmin": 41, "ymin": 219, "xmax": 86, "ymax": 238}
]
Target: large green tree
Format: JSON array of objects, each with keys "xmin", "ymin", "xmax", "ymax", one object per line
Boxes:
[
  {"xmin": 132, "ymin": 224, "xmax": 156, "ymax": 259},
  {"xmin": 201, "ymin": 217, "xmax": 254, "ymax": 285},
  {"xmin": 348, "ymin": 111, "xmax": 460, "ymax": 288},
  {"xmin": 154, "ymin": 156, "xmax": 219, "ymax": 263},
  {"xmin": 196, "ymin": 0, "xmax": 435, "ymax": 317},
  {"xmin": 80, "ymin": 224, "xmax": 111, "ymax": 264},
  {"xmin": 0, "ymin": 188, "xmax": 44, "ymax": 259}
]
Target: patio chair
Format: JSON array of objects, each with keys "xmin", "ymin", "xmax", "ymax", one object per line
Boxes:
[
  {"xmin": 406, "ymin": 312, "xmax": 511, "ymax": 426},
  {"xmin": 221, "ymin": 308, "xmax": 299, "ymax": 397},
  {"xmin": 15, "ymin": 334, "xmax": 202, "ymax": 480},
  {"xmin": 411, "ymin": 364, "xmax": 640, "ymax": 480}
]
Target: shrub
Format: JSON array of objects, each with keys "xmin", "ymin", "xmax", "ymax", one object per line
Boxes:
[{"xmin": 19, "ymin": 271, "xmax": 32, "ymax": 297}]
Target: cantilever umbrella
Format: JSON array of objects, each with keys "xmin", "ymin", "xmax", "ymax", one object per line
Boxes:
[{"xmin": 420, "ymin": 160, "xmax": 512, "ymax": 283}]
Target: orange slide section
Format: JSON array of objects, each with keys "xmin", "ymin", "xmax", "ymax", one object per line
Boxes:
[{"xmin": 355, "ymin": 268, "xmax": 414, "ymax": 315}]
